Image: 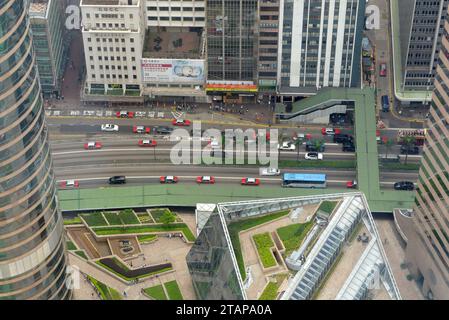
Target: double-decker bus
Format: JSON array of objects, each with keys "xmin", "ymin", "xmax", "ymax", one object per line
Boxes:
[{"xmin": 282, "ymin": 173, "xmax": 327, "ymax": 188}]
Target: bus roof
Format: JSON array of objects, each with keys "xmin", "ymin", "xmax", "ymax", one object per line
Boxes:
[{"xmin": 283, "ymin": 173, "xmax": 327, "ymax": 182}]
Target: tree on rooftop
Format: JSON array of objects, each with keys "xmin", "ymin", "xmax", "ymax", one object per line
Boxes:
[{"xmin": 159, "ymin": 211, "xmax": 176, "ymax": 225}]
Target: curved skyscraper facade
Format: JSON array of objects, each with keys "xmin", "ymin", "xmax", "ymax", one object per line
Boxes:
[{"xmin": 0, "ymin": 0, "xmax": 70, "ymax": 299}]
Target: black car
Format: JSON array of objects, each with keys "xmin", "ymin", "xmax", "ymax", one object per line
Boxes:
[
  {"xmin": 400, "ymin": 145, "xmax": 420, "ymax": 155},
  {"xmin": 155, "ymin": 126, "xmax": 173, "ymax": 135},
  {"xmin": 394, "ymin": 181, "xmax": 415, "ymax": 191},
  {"xmin": 342, "ymin": 142, "xmax": 355, "ymax": 152},
  {"xmin": 306, "ymin": 142, "xmax": 325, "ymax": 152},
  {"xmin": 333, "ymin": 134, "xmax": 354, "ymax": 144},
  {"xmin": 330, "ymin": 113, "xmax": 347, "ymax": 125},
  {"xmin": 109, "ymin": 176, "xmax": 126, "ymax": 184}
]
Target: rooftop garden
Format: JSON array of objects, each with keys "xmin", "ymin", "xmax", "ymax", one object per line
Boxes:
[{"xmin": 228, "ymin": 210, "xmax": 290, "ymax": 280}]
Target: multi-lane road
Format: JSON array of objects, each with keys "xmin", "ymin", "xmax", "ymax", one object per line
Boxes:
[{"xmin": 49, "ymin": 126, "xmax": 420, "ymax": 190}]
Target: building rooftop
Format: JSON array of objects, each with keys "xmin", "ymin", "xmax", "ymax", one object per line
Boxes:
[
  {"xmin": 187, "ymin": 193, "xmax": 401, "ymax": 300},
  {"xmin": 142, "ymin": 27, "xmax": 205, "ymax": 59},
  {"xmin": 29, "ymin": 0, "xmax": 50, "ymax": 18}
]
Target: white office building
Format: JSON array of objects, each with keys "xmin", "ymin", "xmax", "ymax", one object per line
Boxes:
[
  {"xmin": 81, "ymin": 0, "xmax": 145, "ymax": 96},
  {"xmin": 145, "ymin": 0, "xmax": 206, "ymax": 27}
]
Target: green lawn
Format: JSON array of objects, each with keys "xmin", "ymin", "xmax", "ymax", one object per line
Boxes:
[
  {"xmin": 88, "ymin": 276, "xmax": 122, "ymax": 300},
  {"xmin": 103, "ymin": 212, "xmax": 122, "ymax": 225},
  {"xmin": 74, "ymin": 250, "xmax": 88, "ymax": 260},
  {"xmin": 92, "ymin": 223, "xmax": 195, "ymax": 242},
  {"xmin": 81, "ymin": 212, "xmax": 108, "ymax": 227},
  {"xmin": 66, "ymin": 240, "xmax": 77, "ymax": 251},
  {"xmin": 258, "ymin": 281, "xmax": 279, "ymax": 300},
  {"xmin": 118, "ymin": 209, "xmax": 140, "ymax": 224},
  {"xmin": 137, "ymin": 234, "xmax": 158, "ymax": 243},
  {"xmin": 150, "ymin": 208, "xmax": 173, "ymax": 223},
  {"xmin": 143, "ymin": 285, "xmax": 167, "ymax": 300},
  {"xmin": 276, "ymin": 221, "xmax": 314, "ymax": 254},
  {"xmin": 164, "ymin": 280, "xmax": 183, "ymax": 300},
  {"xmin": 318, "ymin": 201, "xmax": 338, "ymax": 215},
  {"xmin": 228, "ymin": 210, "xmax": 290, "ymax": 280},
  {"xmin": 63, "ymin": 216, "xmax": 83, "ymax": 225},
  {"xmin": 253, "ymin": 233, "xmax": 277, "ymax": 268},
  {"xmin": 258, "ymin": 274, "xmax": 288, "ymax": 300}
]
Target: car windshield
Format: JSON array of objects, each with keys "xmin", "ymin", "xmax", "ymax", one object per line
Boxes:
[
  {"xmin": 167, "ymin": 176, "xmax": 174, "ymax": 180},
  {"xmin": 247, "ymin": 178, "xmax": 255, "ymax": 183},
  {"xmin": 203, "ymin": 176, "xmax": 210, "ymax": 180}
]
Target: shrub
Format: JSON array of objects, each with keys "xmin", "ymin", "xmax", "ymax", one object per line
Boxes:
[
  {"xmin": 66, "ymin": 240, "xmax": 77, "ymax": 251},
  {"xmin": 118, "ymin": 209, "xmax": 140, "ymax": 225},
  {"xmin": 253, "ymin": 233, "xmax": 277, "ymax": 268},
  {"xmin": 81, "ymin": 212, "xmax": 107, "ymax": 227},
  {"xmin": 96, "ymin": 257, "xmax": 172, "ymax": 281},
  {"xmin": 159, "ymin": 211, "xmax": 176, "ymax": 225},
  {"xmin": 88, "ymin": 276, "xmax": 121, "ymax": 300},
  {"xmin": 150, "ymin": 208, "xmax": 173, "ymax": 222},
  {"xmin": 74, "ymin": 250, "xmax": 88, "ymax": 260}
]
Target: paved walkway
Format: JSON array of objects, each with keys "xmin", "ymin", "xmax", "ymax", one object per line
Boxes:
[
  {"xmin": 69, "ymin": 235, "xmax": 195, "ymax": 300},
  {"xmin": 373, "ymin": 218, "xmax": 424, "ymax": 300}
]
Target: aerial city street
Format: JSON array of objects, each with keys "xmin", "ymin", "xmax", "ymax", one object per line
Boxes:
[{"xmin": 1, "ymin": 0, "xmax": 449, "ymax": 304}]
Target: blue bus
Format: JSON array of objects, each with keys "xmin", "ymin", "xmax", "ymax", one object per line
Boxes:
[{"xmin": 282, "ymin": 173, "xmax": 327, "ymax": 188}]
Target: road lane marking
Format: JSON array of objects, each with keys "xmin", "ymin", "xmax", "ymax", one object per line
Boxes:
[
  {"xmin": 52, "ymin": 148, "xmax": 356, "ymax": 156},
  {"xmin": 56, "ymin": 176, "xmax": 352, "ymax": 183}
]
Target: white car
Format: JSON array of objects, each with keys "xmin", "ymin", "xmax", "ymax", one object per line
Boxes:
[
  {"xmin": 210, "ymin": 139, "xmax": 220, "ymax": 149},
  {"xmin": 101, "ymin": 124, "xmax": 119, "ymax": 132},
  {"xmin": 260, "ymin": 167, "xmax": 281, "ymax": 176},
  {"xmin": 278, "ymin": 142, "xmax": 296, "ymax": 151},
  {"xmin": 305, "ymin": 152, "xmax": 323, "ymax": 160}
]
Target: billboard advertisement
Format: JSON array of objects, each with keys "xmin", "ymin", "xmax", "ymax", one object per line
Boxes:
[{"xmin": 141, "ymin": 59, "xmax": 205, "ymax": 84}]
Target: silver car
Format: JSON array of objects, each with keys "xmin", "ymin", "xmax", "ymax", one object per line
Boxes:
[{"xmin": 101, "ymin": 124, "xmax": 119, "ymax": 132}]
